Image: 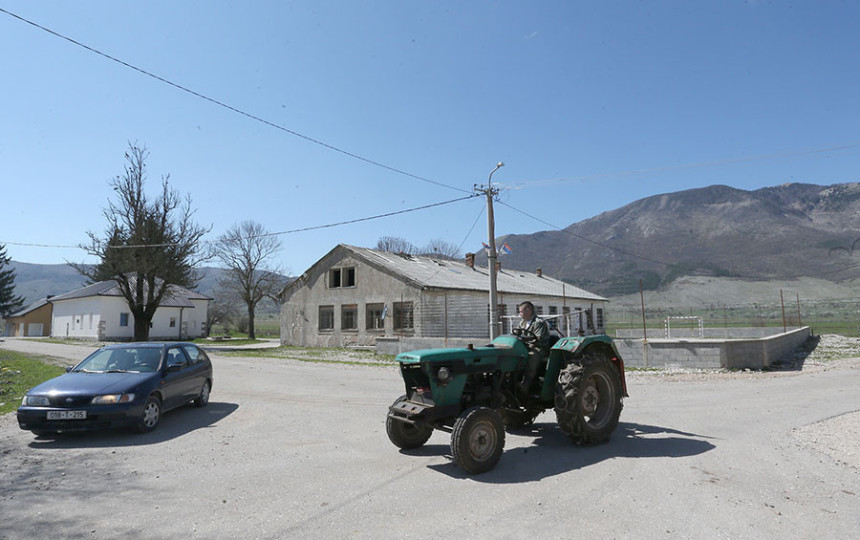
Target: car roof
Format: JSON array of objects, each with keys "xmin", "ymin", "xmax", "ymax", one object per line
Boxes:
[{"xmin": 102, "ymin": 342, "xmax": 199, "ymax": 349}]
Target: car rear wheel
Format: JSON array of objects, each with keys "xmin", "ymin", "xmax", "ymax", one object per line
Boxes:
[
  {"xmin": 136, "ymin": 395, "xmax": 161, "ymax": 433},
  {"xmin": 194, "ymin": 380, "xmax": 211, "ymax": 408}
]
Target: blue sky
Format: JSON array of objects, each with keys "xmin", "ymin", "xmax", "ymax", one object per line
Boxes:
[{"xmin": 2, "ymin": 1, "xmax": 860, "ymax": 275}]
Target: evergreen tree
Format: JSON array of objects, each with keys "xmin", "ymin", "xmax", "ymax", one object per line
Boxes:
[{"xmin": 0, "ymin": 244, "xmax": 25, "ymax": 318}]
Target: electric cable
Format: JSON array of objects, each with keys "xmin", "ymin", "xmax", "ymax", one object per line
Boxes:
[{"xmin": 0, "ymin": 7, "xmax": 471, "ymax": 195}]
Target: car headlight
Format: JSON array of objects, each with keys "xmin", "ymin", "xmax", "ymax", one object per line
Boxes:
[
  {"xmin": 22, "ymin": 395, "xmax": 50, "ymax": 406},
  {"xmin": 437, "ymin": 367, "xmax": 451, "ymax": 382},
  {"xmin": 91, "ymin": 393, "xmax": 135, "ymax": 405}
]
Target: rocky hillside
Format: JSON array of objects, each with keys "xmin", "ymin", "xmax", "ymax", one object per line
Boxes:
[{"xmin": 484, "ymin": 182, "xmax": 860, "ymax": 296}]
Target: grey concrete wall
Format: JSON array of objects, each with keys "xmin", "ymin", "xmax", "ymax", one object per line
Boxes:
[
  {"xmin": 616, "ymin": 327, "xmax": 802, "ymax": 339},
  {"xmin": 616, "ymin": 327, "xmax": 811, "ymax": 370}
]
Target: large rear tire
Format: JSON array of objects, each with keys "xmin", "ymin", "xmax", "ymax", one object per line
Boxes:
[
  {"xmin": 451, "ymin": 407, "xmax": 505, "ymax": 474},
  {"xmin": 554, "ymin": 351, "xmax": 623, "ymax": 445},
  {"xmin": 386, "ymin": 395, "xmax": 433, "ymax": 449}
]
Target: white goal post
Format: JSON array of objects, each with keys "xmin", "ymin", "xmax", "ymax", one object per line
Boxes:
[{"xmin": 664, "ymin": 316, "xmax": 704, "ymax": 338}]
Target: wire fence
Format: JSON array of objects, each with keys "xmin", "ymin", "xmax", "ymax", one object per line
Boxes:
[{"xmin": 608, "ymin": 297, "xmax": 860, "ymax": 338}]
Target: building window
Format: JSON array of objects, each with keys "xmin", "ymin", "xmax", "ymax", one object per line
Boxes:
[
  {"xmin": 169, "ymin": 317, "xmax": 176, "ymax": 328},
  {"xmin": 329, "ymin": 267, "xmax": 356, "ymax": 288},
  {"xmin": 394, "ymin": 301, "xmax": 414, "ymax": 330},
  {"xmin": 319, "ymin": 305, "xmax": 334, "ymax": 331},
  {"xmin": 595, "ymin": 308, "xmax": 604, "ymax": 330},
  {"xmin": 120, "ymin": 313, "xmax": 129, "ymax": 327},
  {"xmin": 366, "ymin": 303, "xmax": 385, "ymax": 330},
  {"xmin": 549, "ymin": 306, "xmax": 558, "ymax": 315},
  {"xmin": 341, "ymin": 304, "xmax": 358, "ymax": 330},
  {"xmin": 535, "ymin": 305, "xmax": 544, "ymax": 316}
]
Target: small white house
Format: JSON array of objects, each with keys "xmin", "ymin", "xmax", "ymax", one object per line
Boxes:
[{"xmin": 49, "ymin": 279, "xmax": 210, "ymax": 341}]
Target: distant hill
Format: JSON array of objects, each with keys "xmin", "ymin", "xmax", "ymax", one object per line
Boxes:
[
  {"xmin": 479, "ymin": 182, "xmax": 860, "ymax": 297},
  {"xmin": 7, "ymin": 263, "xmax": 289, "ymax": 314}
]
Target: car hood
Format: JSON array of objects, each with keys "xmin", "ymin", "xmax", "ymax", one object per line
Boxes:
[{"xmin": 29, "ymin": 372, "xmax": 159, "ymax": 397}]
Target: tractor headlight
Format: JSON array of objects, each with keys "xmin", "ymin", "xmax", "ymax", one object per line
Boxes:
[{"xmin": 437, "ymin": 367, "xmax": 451, "ymax": 383}]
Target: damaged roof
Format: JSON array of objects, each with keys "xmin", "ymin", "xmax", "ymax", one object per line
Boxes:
[{"xmin": 291, "ymin": 244, "xmax": 606, "ymax": 302}]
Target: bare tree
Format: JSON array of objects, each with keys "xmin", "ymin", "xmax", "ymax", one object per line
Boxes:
[
  {"xmin": 74, "ymin": 143, "xmax": 210, "ymax": 340},
  {"xmin": 376, "ymin": 236, "xmax": 417, "ymax": 255},
  {"xmin": 420, "ymin": 238, "xmax": 462, "ymax": 260},
  {"xmin": 214, "ymin": 221, "xmax": 287, "ymax": 340},
  {"xmin": 205, "ymin": 284, "xmax": 239, "ymax": 337}
]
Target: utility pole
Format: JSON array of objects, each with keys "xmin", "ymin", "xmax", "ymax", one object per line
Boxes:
[{"xmin": 475, "ymin": 162, "xmax": 504, "ymax": 339}]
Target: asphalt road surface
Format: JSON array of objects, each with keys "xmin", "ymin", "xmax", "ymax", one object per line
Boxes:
[{"xmin": 1, "ymin": 339, "xmax": 858, "ymax": 539}]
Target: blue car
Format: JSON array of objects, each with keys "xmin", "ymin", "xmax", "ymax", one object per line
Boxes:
[{"xmin": 17, "ymin": 342, "xmax": 213, "ymax": 436}]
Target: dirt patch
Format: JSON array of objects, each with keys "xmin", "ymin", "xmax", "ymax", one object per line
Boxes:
[{"xmin": 792, "ymin": 411, "xmax": 860, "ymax": 470}]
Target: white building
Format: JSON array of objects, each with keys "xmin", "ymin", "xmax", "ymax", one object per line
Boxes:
[
  {"xmin": 280, "ymin": 244, "xmax": 608, "ymax": 350},
  {"xmin": 49, "ymin": 279, "xmax": 210, "ymax": 341}
]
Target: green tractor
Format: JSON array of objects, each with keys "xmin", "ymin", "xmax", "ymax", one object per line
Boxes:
[{"xmin": 386, "ymin": 327, "xmax": 628, "ymax": 474}]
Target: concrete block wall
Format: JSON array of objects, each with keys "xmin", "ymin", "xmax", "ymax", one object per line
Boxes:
[
  {"xmin": 378, "ymin": 327, "xmax": 813, "ymax": 371},
  {"xmin": 616, "ymin": 327, "xmax": 811, "ymax": 370}
]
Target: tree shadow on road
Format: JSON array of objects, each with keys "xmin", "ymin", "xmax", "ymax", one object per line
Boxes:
[
  {"xmin": 425, "ymin": 420, "xmax": 715, "ymax": 482},
  {"xmin": 25, "ymin": 401, "xmax": 239, "ymax": 449}
]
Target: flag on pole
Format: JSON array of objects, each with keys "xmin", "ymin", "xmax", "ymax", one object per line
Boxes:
[{"xmin": 500, "ymin": 243, "xmax": 512, "ymax": 255}]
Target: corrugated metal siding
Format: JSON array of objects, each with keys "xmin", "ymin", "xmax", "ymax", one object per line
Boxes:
[{"xmin": 420, "ymin": 292, "xmax": 490, "ymax": 339}]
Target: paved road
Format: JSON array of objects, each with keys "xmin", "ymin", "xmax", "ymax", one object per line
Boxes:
[{"xmin": 1, "ymin": 339, "xmax": 859, "ymax": 539}]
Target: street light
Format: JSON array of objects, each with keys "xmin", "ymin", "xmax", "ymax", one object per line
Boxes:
[{"xmin": 486, "ymin": 162, "xmax": 503, "ymax": 339}]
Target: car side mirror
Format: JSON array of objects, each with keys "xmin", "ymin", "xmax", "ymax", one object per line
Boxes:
[{"xmin": 66, "ymin": 366, "xmax": 73, "ymax": 373}]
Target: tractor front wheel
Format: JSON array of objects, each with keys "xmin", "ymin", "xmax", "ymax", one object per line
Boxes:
[
  {"xmin": 451, "ymin": 407, "xmax": 505, "ymax": 474},
  {"xmin": 386, "ymin": 395, "xmax": 433, "ymax": 449},
  {"xmin": 554, "ymin": 352, "xmax": 623, "ymax": 445}
]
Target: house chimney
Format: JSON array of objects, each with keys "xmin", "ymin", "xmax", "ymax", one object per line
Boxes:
[
  {"xmin": 465, "ymin": 252, "xmax": 475, "ymax": 268},
  {"xmin": 536, "ymin": 268, "xmax": 542, "ymax": 277}
]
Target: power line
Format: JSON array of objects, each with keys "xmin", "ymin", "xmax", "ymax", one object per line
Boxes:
[
  {"xmin": 0, "ymin": 195, "xmax": 478, "ymax": 251},
  {"xmin": 0, "ymin": 7, "xmax": 471, "ymax": 195}
]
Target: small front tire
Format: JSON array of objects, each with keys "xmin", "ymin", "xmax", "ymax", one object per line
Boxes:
[
  {"xmin": 386, "ymin": 395, "xmax": 433, "ymax": 449},
  {"xmin": 451, "ymin": 407, "xmax": 505, "ymax": 474}
]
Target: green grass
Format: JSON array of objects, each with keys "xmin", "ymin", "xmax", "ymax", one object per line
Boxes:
[{"xmin": 0, "ymin": 350, "xmax": 67, "ymax": 415}]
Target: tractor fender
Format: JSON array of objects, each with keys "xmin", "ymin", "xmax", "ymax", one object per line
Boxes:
[{"xmin": 545, "ymin": 335, "xmax": 629, "ymax": 398}]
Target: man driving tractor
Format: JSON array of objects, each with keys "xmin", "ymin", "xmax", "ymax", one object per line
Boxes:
[{"xmin": 516, "ymin": 301, "xmax": 550, "ymax": 395}]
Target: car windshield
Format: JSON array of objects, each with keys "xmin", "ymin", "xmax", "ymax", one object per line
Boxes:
[{"xmin": 73, "ymin": 348, "xmax": 162, "ymax": 373}]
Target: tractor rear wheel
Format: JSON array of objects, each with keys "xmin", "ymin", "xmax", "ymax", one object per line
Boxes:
[
  {"xmin": 451, "ymin": 407, "xmax": 505, "ymax": 474},
  {"xmin": 386, "ymin": 395, "xmax": 433, "ymax": 449},
  {"xmin": 554, "ymin": 352, "xmax": 623, "ymax": 445}
]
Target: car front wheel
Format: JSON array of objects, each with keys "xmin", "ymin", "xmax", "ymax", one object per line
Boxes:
[{"xmin": 136, "ymin": 395, "xmax": 161, "ymax": 433}]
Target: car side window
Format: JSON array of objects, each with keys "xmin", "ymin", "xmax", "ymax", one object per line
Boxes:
[
  {"xmin": 166, "ymin": 347, "xmax": 189, "ymax": 368},
  {"xmin": 181, "ymin": 345, "xmax": 200, "ymax": 365}
]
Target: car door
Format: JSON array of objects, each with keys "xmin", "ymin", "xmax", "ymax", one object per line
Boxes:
[{"xmin": 160, "ymin": 346, "xmax": 197, "ymax": 409}]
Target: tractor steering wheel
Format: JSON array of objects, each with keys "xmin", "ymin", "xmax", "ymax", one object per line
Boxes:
[{"xmin": 511, "ymin": 327, "xmax": 539, "ymax": 347}]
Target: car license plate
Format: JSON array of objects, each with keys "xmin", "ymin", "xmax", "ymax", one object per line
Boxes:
[{"xmin": 47, "ymin": 410, "xmax": 87, "ymax": 420}]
